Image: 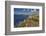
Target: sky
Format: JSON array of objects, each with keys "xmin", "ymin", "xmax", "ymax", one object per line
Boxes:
[{"xmin": 14, "ymin": 8, "xmax": 39, "ymax": 15}]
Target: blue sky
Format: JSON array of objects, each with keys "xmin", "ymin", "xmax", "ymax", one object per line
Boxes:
[{"xmin": 14, "ymin": 8, "xmax": 39, "ymax": 15}]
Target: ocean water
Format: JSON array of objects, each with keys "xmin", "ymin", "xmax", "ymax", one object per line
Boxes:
[{"xmin": 14, "ymin": 14, "xmax": 28, "ymax": 27}]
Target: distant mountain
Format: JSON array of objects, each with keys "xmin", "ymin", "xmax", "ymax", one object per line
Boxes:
[{"xmin": 32, "ymin": 11, "xmax": 39, "ymax": 16}]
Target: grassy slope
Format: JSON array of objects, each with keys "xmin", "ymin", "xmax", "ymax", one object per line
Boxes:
[{"xmin": 17, "ymin": 15, "xmax": 39, "ymax": 27}]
